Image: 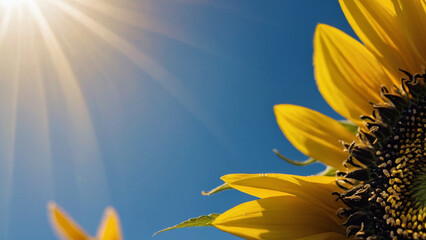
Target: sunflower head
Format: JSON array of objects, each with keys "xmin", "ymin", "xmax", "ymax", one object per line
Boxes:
[
  {"xmin": 335, "ymin": 71, "xmax": 426, "ymax": 240},
  {"xmin": 168, "ymin": 1, "xmax": 426, "ymax": 240}
]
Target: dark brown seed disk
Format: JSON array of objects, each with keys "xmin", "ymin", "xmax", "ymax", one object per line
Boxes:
[{"xmin": 335, "ymin": 71, "xmax": 426, "ymax": 240}]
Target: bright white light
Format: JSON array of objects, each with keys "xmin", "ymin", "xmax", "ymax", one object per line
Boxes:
[{"xmin": 1, "ymin": 0, "xmax": 33, "ymax": 9}]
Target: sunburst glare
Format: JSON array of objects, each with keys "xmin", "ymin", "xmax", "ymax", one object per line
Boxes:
[
  {"xmin": 1, "ymin": 0, "xmax": 33, "ymax": 9},
  {"xmin": 0, "ymin": 0, "xmax": 213, "ymax": 237}
]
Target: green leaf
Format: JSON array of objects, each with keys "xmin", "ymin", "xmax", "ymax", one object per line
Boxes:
[
  {"xmin": 201, "ymin": 183, "xmax": 232, "ymax": 196},
  {"xmin": 338, "ymin": 120, "xmax": 358, "ymax": 135},
  {"xmin": 154, "ymin": 214, "xmax": 220, "ymax": 236}
]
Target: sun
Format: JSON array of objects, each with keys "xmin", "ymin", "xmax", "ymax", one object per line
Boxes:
[{"xmin": 1, "ymin": 0, "xmax": 34, "ymax": 9}]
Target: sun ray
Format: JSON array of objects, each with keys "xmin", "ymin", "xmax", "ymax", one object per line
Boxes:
[
  {"xmin": 0, "ymin": 7, "xmax": 23, "ymax": 238},
  {"xmin": 0, "ymin": 10, "xmax": 12, "ymax": 48},
  {"xmin": 47, "ymin": 0, "xmax": 231, "ymax": 149},
  {"xmin": 29, "ymin": 1, "xmax": 111, "ymax": 204},
  {"xmin": 69, "ymin": 0, "xmax": 196, "ymax": 47},
  {"xmin": 47, "ymin": 0, "xmax": 191, "ymax": 101},
  {"xmin": 23, "ymin": 5, "xmax": 54, "ymax": 196}
]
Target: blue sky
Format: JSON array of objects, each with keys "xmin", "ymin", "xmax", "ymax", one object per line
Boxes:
[{"xmin": 0, "ymin": 0, "xmax": 356, "ymax": 239}]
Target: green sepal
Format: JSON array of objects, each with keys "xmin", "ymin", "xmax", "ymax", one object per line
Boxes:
[
  {"xmin": 273, "ymin": 149, "xmax": 316, "ymax": 166},
  {"xmin": 338, "ymin": 120, "xmax": 358, "ymax": 135},
  {"xmin": 316, "ymin": 166, "xmax": 337, "ymax": 176},
  {"xmin": 154, "ymin": 214, "xmax": 220, "ymax": 236},
  {"xmin": 202, "ymin": 183, "xmax": 232, "ymax": 196}
]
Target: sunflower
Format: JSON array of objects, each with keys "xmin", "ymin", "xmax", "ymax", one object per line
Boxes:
[{"xmin": 212, "ymin": 1, "xmax": 426, "ymax": 239}]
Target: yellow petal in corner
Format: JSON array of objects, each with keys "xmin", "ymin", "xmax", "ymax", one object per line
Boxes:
[
  {"xmin": 392, "ymin": 0, "xmax": 426, "ymax": 65},
  {"xmin": 48, "ymin": 202, "xmax": 123, "ymax": 240},
  {"xmin": 339, "ymin": 0, "xmax": 421, "ymax": 78}
]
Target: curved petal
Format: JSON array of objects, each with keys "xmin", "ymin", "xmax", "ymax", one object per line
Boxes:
[
  {"xmin": 96, "ymin": 207, "xmax": 123, "ymax": 240},
  {"xmin": 313, "ymin": 24, "xmax": 392, "ymax": 125},
  {"xmin": 392, "ymin": 0, "xmax": 426, "ymax": 65},
  {"xmin": 213, "ymin": 196, "xmax": 346, "ymax": 240},
  {"xmin": 48, "ymin": 202, "xmax": 90, "ymax": 240},
  {"xmin": 339, "ymin": 0, "xmax": 422, "ymax": 78},
  {"xmin": 221, "ymin": 173, "xmax": 344, "ymax": 214},
  {"xmin": 274, "ymin": 104, "xmax": 354, "ymax": 170}
]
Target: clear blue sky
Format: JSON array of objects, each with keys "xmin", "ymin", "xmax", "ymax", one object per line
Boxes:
[{"xmin": 0, "ymin": 0, "xmax": 356, "ymax": 239}]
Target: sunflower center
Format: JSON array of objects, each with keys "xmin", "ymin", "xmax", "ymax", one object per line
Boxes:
[
  {"xmin": 414, "ymin": 173, "xmax": 426, "ymax": 205},
  {"xmin": 335, "ymin": 71, "xmax": 426, "ymax": 240},
  {"xmin": 409, "ymin": 168, "xmax": 426, "ymax": 210}
]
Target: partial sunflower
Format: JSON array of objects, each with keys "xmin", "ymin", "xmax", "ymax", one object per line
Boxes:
[
  {"xmin": 213, "ymin": 1, "xmax": 426, "ymax": 240},
  {"xmin": 48, "ymin": 202, "xmax": 123, "ymax": 240}
]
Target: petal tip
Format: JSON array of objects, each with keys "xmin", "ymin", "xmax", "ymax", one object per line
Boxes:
[
  {"xmin": 273, "ymin": 104, "xmax": 297, "ymax": 115},
  {"xmin": 47, "ymin": 201, "xmax": 57, "ymax": 212},
  {"xmin": 315, "ymin": 23, "xmax": 330, "ymax": 33},
  {"xmin": 104, "ymin": 207, "xmax": 119, "ymax": 217}
]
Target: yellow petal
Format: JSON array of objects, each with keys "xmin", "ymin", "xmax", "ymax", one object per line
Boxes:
[
  {"xmin": 314, "ymin": 24, "xmax": 392, "ymax": 125},
  {"xmin": 48, "ymin": 202, "xmax": 90, "ymax": 240},
  {"xmin": 213, "ymin": 196, "xmax": 346, "ymax": 240},
  {"xmin": 392, "ymin": 0, "xmax": 426, "ymax": 65},
  {"xmin": 339, "ymin": 0, "xmax": 421, "ymax": 78},
  {"xmin": 221, "ymin": 173, "xmax": 343, "ymax": 214},
  {"xmin": 274, "ymin": 104, "xmax": 354, "ymax": 170},
  {"xmin": 96, "ymin": 207, "xmax": 123, "ymax": 240}
]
